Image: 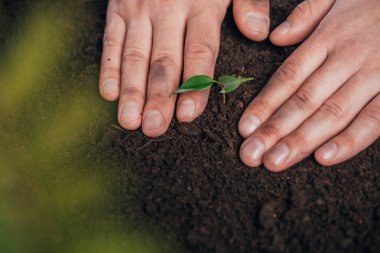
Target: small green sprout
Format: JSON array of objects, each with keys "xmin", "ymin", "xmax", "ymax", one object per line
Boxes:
[{"xmin": 175, "ymin": 75, "xmax": 253, "ymax": 103}]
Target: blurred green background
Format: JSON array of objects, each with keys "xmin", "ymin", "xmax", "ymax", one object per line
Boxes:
[{"xmin": 0, "ymin": 1, "xmax": 170, "ymax": 252}]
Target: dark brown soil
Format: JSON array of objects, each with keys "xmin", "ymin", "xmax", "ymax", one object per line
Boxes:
[
  {"xmin": 102, "ymin": 2, "xmax": 380, "ymax": 253},
  {"xmin": 4, "ymin": 0, "xmax": 380, "ymax": 252}
]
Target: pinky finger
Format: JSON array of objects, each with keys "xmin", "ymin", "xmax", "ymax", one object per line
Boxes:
[
  {"xmin": 315, "ymin": 94, "xmax": 380, "ymax": 166},
  {"xmin": 99, "ymin": 13, "xmax": 126, "ymax": 101}
]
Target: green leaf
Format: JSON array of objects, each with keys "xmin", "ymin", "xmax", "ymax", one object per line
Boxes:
[
  {"xmin": 176, "ymin": 75, "xmax": 216, "ymax": 94},
  {"xmin": 219, "ymin": 76, "xmax": 253, "ymax": 94}
]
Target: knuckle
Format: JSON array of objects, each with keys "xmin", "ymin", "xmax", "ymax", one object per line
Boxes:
[
  {"xmin": 149, "ymin": 90, "xmax": 171, "ymax": 102},
  {"xmin": 273, "ymin": 61, "xmax": 300, "ymax": 88},
  {"xmin": 258, "ymin": 123, "xmax": 282, "ymax": 140},
  {"xmin": 150, "ymin": 54, "xmax": 179, "ymax": 71},
  {"xmin": 121, "ymin": 86, "xmax": 145, "ymax": 98},
  {"xmin": 251, "ymin": 98, "xmax": 273, "ymax": 117},
  {"xmin": 363, "ymin": 103, "xmax": 380, "ymax": 126},
  {"xmin": 185, "ymin": 42, "xmax": 217, "ymax": 62},
  {"xmin": 321, "ymin": 101, "xmax": 346, "ymax": 120},
  {"xmin": 103, "ymin": 34, "xmax": 120, "ymax": 48},
  {"xmin": 149, "ymin": 54, "xmax": 180, "ymax": 81},
  {"xmin": 291, "ymin": 130, "xmax": 308, "ymax": 148},
  {"xmin": 122, "ymin": 48, "xmax": 149, "ymax": 63},
  {"xmin": 101, "ymin": 66, "xmax": 120, "ymax": 75},
  {"xmin": 289, "ymin": 89, "xmax": 315, "ymax": 111}
]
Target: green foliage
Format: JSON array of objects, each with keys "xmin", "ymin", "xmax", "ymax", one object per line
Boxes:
[
  {"xmin": 0, "ymin": 2, "xmax": 172, "ymax": 253},
  {"xmin": 175, "ymin": 75, "xmax": 216, "ymax": 93},
  {"xmin": 219, "ymin": 76, "xmax": 254, "ymax": 94},
  {"xmin": 176, "ymin": 75, "xmax": 253, "ymax": 95}
]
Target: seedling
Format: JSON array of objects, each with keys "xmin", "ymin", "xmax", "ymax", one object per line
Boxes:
[{"xmin": 175, "ymin": 75, "xmax": 253, "ymax": 103}]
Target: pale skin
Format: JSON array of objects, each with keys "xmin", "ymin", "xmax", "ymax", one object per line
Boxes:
[{"xmin": 99, "ymin": 0, "xmax": 380, "ymax": 172}]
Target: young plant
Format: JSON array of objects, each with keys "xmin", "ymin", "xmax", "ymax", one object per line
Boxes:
[{"xmin": 175, "ymin": 75, "xmax": 253, "ymax": 103}]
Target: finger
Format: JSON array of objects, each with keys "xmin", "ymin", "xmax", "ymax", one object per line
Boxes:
[
  {"xmin": 142, "ymin": 13, "xmax": 186, "ymax": 137},
  {"xmin": 238, "ymin": 36, "xmax": 328, "ymax": 139},
  {"xmin": 262, "ymin": 73, "xmax": 380, "ymax": 172},
  {"xmin": 233, "ymin": 0, "xmax": 270, "ymax": 41},
  {"xmin": 118, "ymin": 18, "xmax": 152, "ymax": 130},
  {"xmin": 315, "ymin": 94, "xmax": 380, "ymax": 166},
  {"xmin": 270, "ymin": 0, "xmax": 335, "ymax": 46},
  {"xmin": 99, "ymin": 12, "xmax": 126, "ymax": 101},
  {"xmin": 176, "ymin": 9, "xmax": 224, "ymax": 122},
  {"xmin": 239, "ymin": 53, "xmax": 356, "ymax": 167}
]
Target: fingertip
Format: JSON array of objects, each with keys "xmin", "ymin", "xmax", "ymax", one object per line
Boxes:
[
  {"xmin": 269, "ymin": 20, "xmax": 296, "ymax": 46},
  {"xmin": 262, "ymin": 143, "xmax": 291, "ymax": 172},
  {"xmin": 270, "ymin": 19, "xmax": 310, "ymax": 47},
  {"xmin": 314, "ymin": 152, "xmax": 332, "ymax": 167},
  {"xmin": 314, "ymin": 142, "xmax": 338, "ymax": 167},
  {"xmin": 243, "ymin": 13, "xmax": 270, "ymax": 41},
  {"xmin": 238, "ymin": 115, "xmax": 262, "ymax": 138},
  {"xmin": 101, "ymin": 93, "xmax": 119, "ymax": 102},
  {"xmin": 233, "ymin": 0, "xmax": 270, "ymax": 42},
  {"xmin": 239, "ymin": 138, "xmax": 265, "ymax": 168},
  {"xmin": 100, "ymin": 79, "xmax": 120, "ymax": 101},
  {"xmin": 142, "ymin": 109, "xmax": 167, "ymax": 138},
  {"xmin": 235, "ymin": 12, "xmax": 270, "ymax": 42},
  {"xmin": 262, "ymin": 155, "xmax": 286, "ymax": 173},
  {"xmin": 118, "ymin": 119, "xmax": 141, "ymax": 131},
  {"xmin": 118, "ymin": 101, "xmax": 142, "ymax": 130},
  {"xmin": 176, "ymin": 91, "xmax": 209, "ymax": 123},
  {"xmin": 176, "ymin": 97, "xmax": 197, "ymax": 123},
  {"xmin": 270, "ymin": 0, "xmax": 335, "ymax": 46}
]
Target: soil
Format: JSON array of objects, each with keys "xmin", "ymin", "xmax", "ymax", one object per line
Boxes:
[{"xmin": 3, "ymin": 0, "xmax": 380, "ymax": 253}]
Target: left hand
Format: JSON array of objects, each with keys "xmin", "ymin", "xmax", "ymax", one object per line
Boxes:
[
  {"xmin": 238, "ymin": 0, "xmax": 380, "ymax": 171},
  {"xmin": 99, "ymin": 0, "xmax": 231, "ymax": 138}
]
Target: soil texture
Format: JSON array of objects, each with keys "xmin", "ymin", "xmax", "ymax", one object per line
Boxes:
[{"xmin": 3, "ymin": 0, "xmax": 380, "ymax": 252}]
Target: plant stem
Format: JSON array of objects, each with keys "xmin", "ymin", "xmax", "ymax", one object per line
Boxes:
[{"xmin": 214, "ymin": 80, "xmax": 226, "ymax": 104}]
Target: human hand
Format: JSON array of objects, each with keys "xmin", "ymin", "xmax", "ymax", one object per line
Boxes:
[
  {"xmin": 239, "ymin": 0, "xmax": 380, "ymax": 171},
  {"xmin": 99, "ymin": 0, "xmax": 232, "ymax": 137},
  {"xmin": 99, "ymin": 0, "xmax": 287, "ymax": 137}
]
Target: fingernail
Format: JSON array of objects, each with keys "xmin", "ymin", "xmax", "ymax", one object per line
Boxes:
[
  {"xmin": 178, "ymin": 98, "xmax": 196, "ymax": 119},
  {"xmin": 103, "ymin": 79, "xmax": 119, "ymax": 94},
  {"xmin": 241, "ymin": 138, "xmax": 266, "ymax": 163},
  {"xmin": 267, "ymin": 143, "xmax": 290, "ymax": 165},
  {"xmin": 245, "ymin": 13, "xmax": 269, "ymax": 34},
  {"xmin": 143, "ymin": 110, "xmax": 164, "ymax": 131},
  {"xmin": 121, "ymin": 101, "xmax": 141, "ymax": 122},
  {"xmin": 239, "ymin": 115, "xmax": 262, "ymax": 138},
  {"xmin": 319, "ymin": 142, "xmax": 338, "ymax": 161},
  {"xmin": 274, "ymin": 20, "xmax": 291, "ymax": 35}
]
